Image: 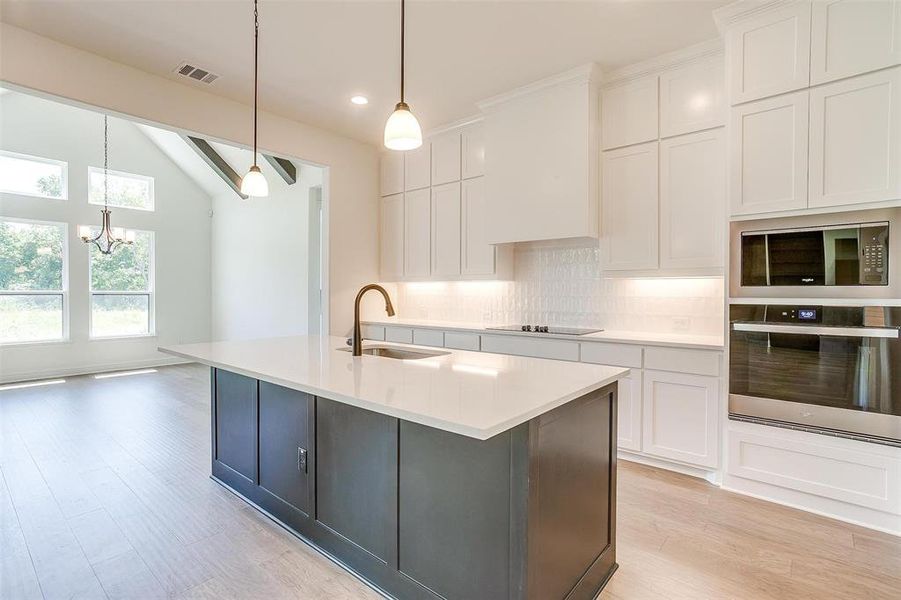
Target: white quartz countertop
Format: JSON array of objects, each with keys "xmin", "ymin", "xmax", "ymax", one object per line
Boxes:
[
  {"xmin": 160, "ymin": 335, "xmax": 629, "ymax": 440},
  {"xmin": 364, "ymin": 318, "xmax": 725, "ymax": 350}
]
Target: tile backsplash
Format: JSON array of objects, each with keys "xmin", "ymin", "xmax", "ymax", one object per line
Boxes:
[{"xmin": 391, "ymin": 239, "xmax": 724, "ymax": 336}]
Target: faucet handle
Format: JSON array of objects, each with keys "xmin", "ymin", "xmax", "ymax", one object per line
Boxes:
[{"xmin": 346, "ymin": 336, "xmax": 353, "ymax": 347}]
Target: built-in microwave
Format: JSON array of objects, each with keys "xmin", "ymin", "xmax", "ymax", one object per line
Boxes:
[{"xmin": 740, "ymin": 222, "xmax": 889, "ymax": 287}]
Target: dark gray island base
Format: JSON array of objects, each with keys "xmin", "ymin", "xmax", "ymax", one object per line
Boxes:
[{"xmin": 210, "ymin": 367, "xmax": 618, "ymax": 600}]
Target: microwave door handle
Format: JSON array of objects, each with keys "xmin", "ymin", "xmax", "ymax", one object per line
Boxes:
[{"xmin": 732, "ymin": 323, "xmax": 900, "ymax": 339}]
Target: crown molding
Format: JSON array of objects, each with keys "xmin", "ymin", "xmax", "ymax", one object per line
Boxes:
[
  {"xmin": 712, "ymin": 0, "xmax": 803, "ymax": 33},
  {"xmin": 476, "ymin": 63, "xmax": 602, "ymax": 111},
  {"xmin": 423, "ymin": 114, "xmax": 483, "ymax": 139},
  {"xmin": 602, "ymin": 38, "xmax": 724, "ymax": 88}
]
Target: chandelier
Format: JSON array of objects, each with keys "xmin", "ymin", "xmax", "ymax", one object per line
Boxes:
[{"xmin": 80, "ymin": 115, "xmax": 135, "ymax": 254}]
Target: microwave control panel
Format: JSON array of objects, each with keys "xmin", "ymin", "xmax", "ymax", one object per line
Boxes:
[{"xmin": 860, "ymin": 225, "xmax": 889, "ymax": 285}]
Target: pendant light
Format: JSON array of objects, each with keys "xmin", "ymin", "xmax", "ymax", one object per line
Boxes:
[
  {"xmin": 80, "ymin": 116, "xmax": 136, "ymax": 255},
  {"xmin": 239, "ymin": 0, "xmax": 269, "ymax": 197},
  {"xmin": 383, "ymin": 0, "xmax": 422, "ymax": 151}
]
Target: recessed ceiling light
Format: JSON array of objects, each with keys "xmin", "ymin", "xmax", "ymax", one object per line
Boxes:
[{"xmin": 351, "ymin": 95, "xmax": 369, "ymax": 105}]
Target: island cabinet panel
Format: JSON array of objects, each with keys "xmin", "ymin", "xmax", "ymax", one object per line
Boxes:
[
  {"xmin": 315, "ymin": 398, "xmax": 398, "ymax": 566},
  {"xmin": 212, "ymin": 369, "xmax": 257, "ymax": 485},
  {"xmin": 257, "ymin": 382, "xmax": 314, "ymax": 516},
  {"xmin": 398, "ymin": 421, "xmax": 523, "ymax": 600}
]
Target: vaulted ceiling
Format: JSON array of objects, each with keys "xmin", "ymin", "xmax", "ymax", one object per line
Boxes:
[{"xmin": 0, "ymin": 0, "xmax": 730, "ymax": 145}]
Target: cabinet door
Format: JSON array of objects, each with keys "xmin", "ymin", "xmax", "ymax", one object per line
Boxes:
[
  {"xmin": 431, "ymin": 182, "xmax": 461, "ymax": 277},
  {"xmin": 601, "ymin": 141, "xmax": 659, "ymax": 271},
  {"xmin": 730, "ymin": 91, "xmax": 809, "ymax": 216},
  {"xmin": 404, "ymin": 143, "xmax": 431, "ymax": 191},
  {"xmin": 213, "ymin": 369, "xmax": 257, "ymax": 483},
  {"xmin": 461, "ymin": 177, "xmax": 496, "ymax": 276},
  {"xmin": 727, "ymin": 2, "xmax": 811, "ymax": 104},
  {"xmin": 380, "ymin": 193, "xmax": 404, "ymax": 280},
  {"xmin": 380, "ymin": 152, "xmax": 404, "ymax": 196},
  {"xmin": 617, "ymin": 370, "xmax": 642, "ymax": 452},
  {"xmin": 809, "ymin": 67, "xmax": 901, "ymax": 208},
  {"xmin": 258, "ymin": 382, "xmax": 313, "ymax": 515},
  {"xmin": 642, "ymin": 370, "xmax": 719, "ymax": 468},
  {"xmin": 461, "ymin": 123, "xmax": 486, "ymax": 179},
  {"xmin": 431, "ymin": 131, "xmax": 461, "ymax": 185},
  {"xmin": 660, "ymin": 129, "xmax": 725, "ymax": 270},
  {"xmin": 404, "ymin": 188, "xmax": 431, "ymax": 278},
  {"xmin": 601, "ymin": 76, "xmax": 659, "ymax": 150},
  {"xmin": 660, "ymin": 58, "xmax": 725, "ymax": 138},
  {"xmin": 811, "ymin": 0, "xmax": 901, "ymax": 85}
]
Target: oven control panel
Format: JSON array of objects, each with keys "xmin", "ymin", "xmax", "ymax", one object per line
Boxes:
[{"xmin": 767, "ymin": 306, "xmax": 824, "ymax": 324}]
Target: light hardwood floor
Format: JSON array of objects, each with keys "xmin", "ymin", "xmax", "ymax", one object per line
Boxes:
[{"xmin": 0, "ymin": 364, "xmax": 898, "ymax": 599}]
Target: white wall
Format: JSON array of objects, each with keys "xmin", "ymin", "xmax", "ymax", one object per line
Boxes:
[
  {"xmin": 209, "ymin": 144, "xmax": 319, "ymax": 341},
  {"xmin": 0, "ymin": 23, "xmax": 380, "ymax": 337},
  {"xmin": 0, "ymin": 91, "xmax": 212, "ymax": 382}
]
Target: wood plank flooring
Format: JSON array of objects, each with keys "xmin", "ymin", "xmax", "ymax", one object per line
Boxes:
[{"xmin": 1, "ymin": 364, "xmax": 898, "ymax": 600}]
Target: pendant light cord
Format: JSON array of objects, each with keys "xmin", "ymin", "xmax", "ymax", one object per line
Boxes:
[
  {"xmin": 103, "ymin": 115, "xmax": 109, "ymax": 211},
  {"xmin": 400, "ymin": 0, "xmax": 405, "ymax": 104},
  {"xmin": 253, "ymin": 0, "xmax": 259, "ymax": 164}
]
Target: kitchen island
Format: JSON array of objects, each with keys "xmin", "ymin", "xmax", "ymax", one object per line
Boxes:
[{"xmin": 160, "ymin": 335, "xmax": 629, "ymax": 600}]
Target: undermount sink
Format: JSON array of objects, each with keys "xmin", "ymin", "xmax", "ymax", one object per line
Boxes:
[{"xmin": 338, "ymin": 345, "xmax": 450, "ymax": 360}]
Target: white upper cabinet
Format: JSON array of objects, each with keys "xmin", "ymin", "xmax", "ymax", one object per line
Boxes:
[
  {"xmin": 380, "ymin": 194, "xmax": 404, "ymax": 279},
  {"xmin": 431, "ymin": 131, "xmax": 461, "ymax": 186},
  {"xmin": 380, "ymin": 152, "xmax": 404, "ymax": 197},
  {"xmin": 404, "ymin": 142, "xmax": 431, "ymax": 191},
  {"xmin": 431, "ymin": 181, "xmax": 462, "ymax": 277},
  {"xmin": 660, "ymin": 129, "xmax": 725, "ymax": 270},
  {"xmin": 730, "ymin": 91, "xmax": 809, "ymax": 215},
  {"xmin": 404, "ymin": 188, "xmax": 431, "ymax": 278},
  {"xmin": 727, "ymin": 1, "xmax": 811, "ymax": 104},
  {"xmin": 809, "ymin": 67, "xmax": 901, "ymax": 208},
  {"xmin": 660, "ymin": 59, "xmax": 725, "ymax": 138},
  {"xmin": 811, "ymin": 0, "xmax": 901, "ymax": 85},
  {"xmin": 461, "ymin": 177, "xmax": 495, "ymax": 276},
  {"xmin": 480, "ymin": 65, "xmax": 600, "ymax": 244},
  {"xmin": 601, "ymin": 76, "xmax": 659, "ymax": 149},
  {"xmin": 461, "ymin": 123, "xmax": 486, "ymax": 179},
  {"xmin": 602, "ymin": 141, "xmax": 659, "ymax": 271}
]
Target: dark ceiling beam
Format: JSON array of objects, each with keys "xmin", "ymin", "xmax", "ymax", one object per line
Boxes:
[
  {"xmin": 264, "ymin": 154, "xmax": 297, "ymax": 185},
  {"xmin": 181, "ymin": 135, "xmax": 248, "ymax": 199}
]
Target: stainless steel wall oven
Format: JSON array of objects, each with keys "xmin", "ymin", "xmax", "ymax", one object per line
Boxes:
[{"xmin": 729, "ymin": 304, "xmax": 901, "ymax": 445}]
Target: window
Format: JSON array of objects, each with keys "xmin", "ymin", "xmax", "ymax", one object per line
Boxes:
[
  {"xmin": 89, "ymin": 229, "xmax": 154, "ymax": 338},
  {"xmin": 88, "ymin": 167, "xmax": 154, "ymax": 211},
  {"xmin": 0, "ymin": 219, "xmax": 67, "ymax": 344},
  {"xmin": 0, "ymin": 150, "xmax": 68, "ymax": 199}
]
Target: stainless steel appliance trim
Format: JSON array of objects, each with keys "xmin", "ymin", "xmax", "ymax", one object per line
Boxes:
[
  {"xmin": 732, "ymin": 322, "xmax": 900, "ymax": 338},
  {"xmin": 728, "ymin": 413, "xmax": 901, "ymax": 448},
  {"xmin": 740, "ymin": 221, "xmax": 889, "ymax": 237},
  {"xmin": 729, "ymin": 393, "xmax": 901, "ymax": 444}
]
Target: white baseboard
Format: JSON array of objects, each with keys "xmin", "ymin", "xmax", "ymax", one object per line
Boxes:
[
  {"xmin": 618, "ymin": 450, "xmax": 721, "ymax": 485},
  {"xmin": 0, "ymin": 356, "xmax": 192, "ymax": 384},
  {"xmin": 723, "ymin": 474, "xmax": 901, "ymax": 537}
]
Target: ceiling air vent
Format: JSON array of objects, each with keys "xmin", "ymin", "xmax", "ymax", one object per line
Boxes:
[{"xmin": 174, "ymin": 62, "xmax": 219, "ymax": 85}]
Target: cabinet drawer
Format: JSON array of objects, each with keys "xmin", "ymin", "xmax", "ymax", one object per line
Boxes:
[
  {"xmin": 412, "ymin": 329, "xmax": 444, "ymax": 348},
  {"xmin": 644, "ymin": 346, "xmax": 721, "ymax": 377},
  {"xmin": 362, "ymin": 325, "xmax": 386, "ymax": 341},
  {"xmin": 581, "ymin": 342, "xmax": 642, "ymax": 368},
  {"xmin": 444, "ymin": 332, "xmax": 480, "ymax": 351},
  {"xmin": 385, "ymin": 326, "xmax": 414, "ymax": 344},
  {"xmin": 480, "ymin": 334, "xmax": 580, "ymax": 362}
]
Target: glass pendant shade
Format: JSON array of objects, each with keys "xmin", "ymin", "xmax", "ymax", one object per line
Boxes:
[
  {"xmin": 240, "ymin": 165, "xmax": 269, "ymax": 197},
  {"xmin": 384, "ymin": 102, "xmax": 422, "ymax": 150}
]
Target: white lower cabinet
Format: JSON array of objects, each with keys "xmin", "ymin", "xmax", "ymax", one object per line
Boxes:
[
  {"xmin": 641, "ymin": 369, "xmax": 720, "ymax": 469},
  {"xmin": 617, "ymin": 370, "xmax": 643, "ymax": 452}
]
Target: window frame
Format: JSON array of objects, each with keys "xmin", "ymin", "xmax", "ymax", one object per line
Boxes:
[
  {"xmin": 0, "ymin": 217, "xmax": 69, "ymax": 346},
  {"xmin": 0, "ymin": 150, "xmax": 69, "ymax": 201},
  {"xmin": 87, "ymin": 166, "xmax": 155, "ymax": 212},
  {"xmin": 87, "ymin": 228, "xmax": 156, "ymax": 340}
]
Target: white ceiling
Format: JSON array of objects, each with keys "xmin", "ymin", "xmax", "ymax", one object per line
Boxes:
[{"xmin": 0, "ymin": 0, "xmax": 730, "ymax": 145}]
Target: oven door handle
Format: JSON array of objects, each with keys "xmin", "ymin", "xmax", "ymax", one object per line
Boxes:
[{"xmin": 732, "ymin": 323, "xmax": 900, "ymax": 338}]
